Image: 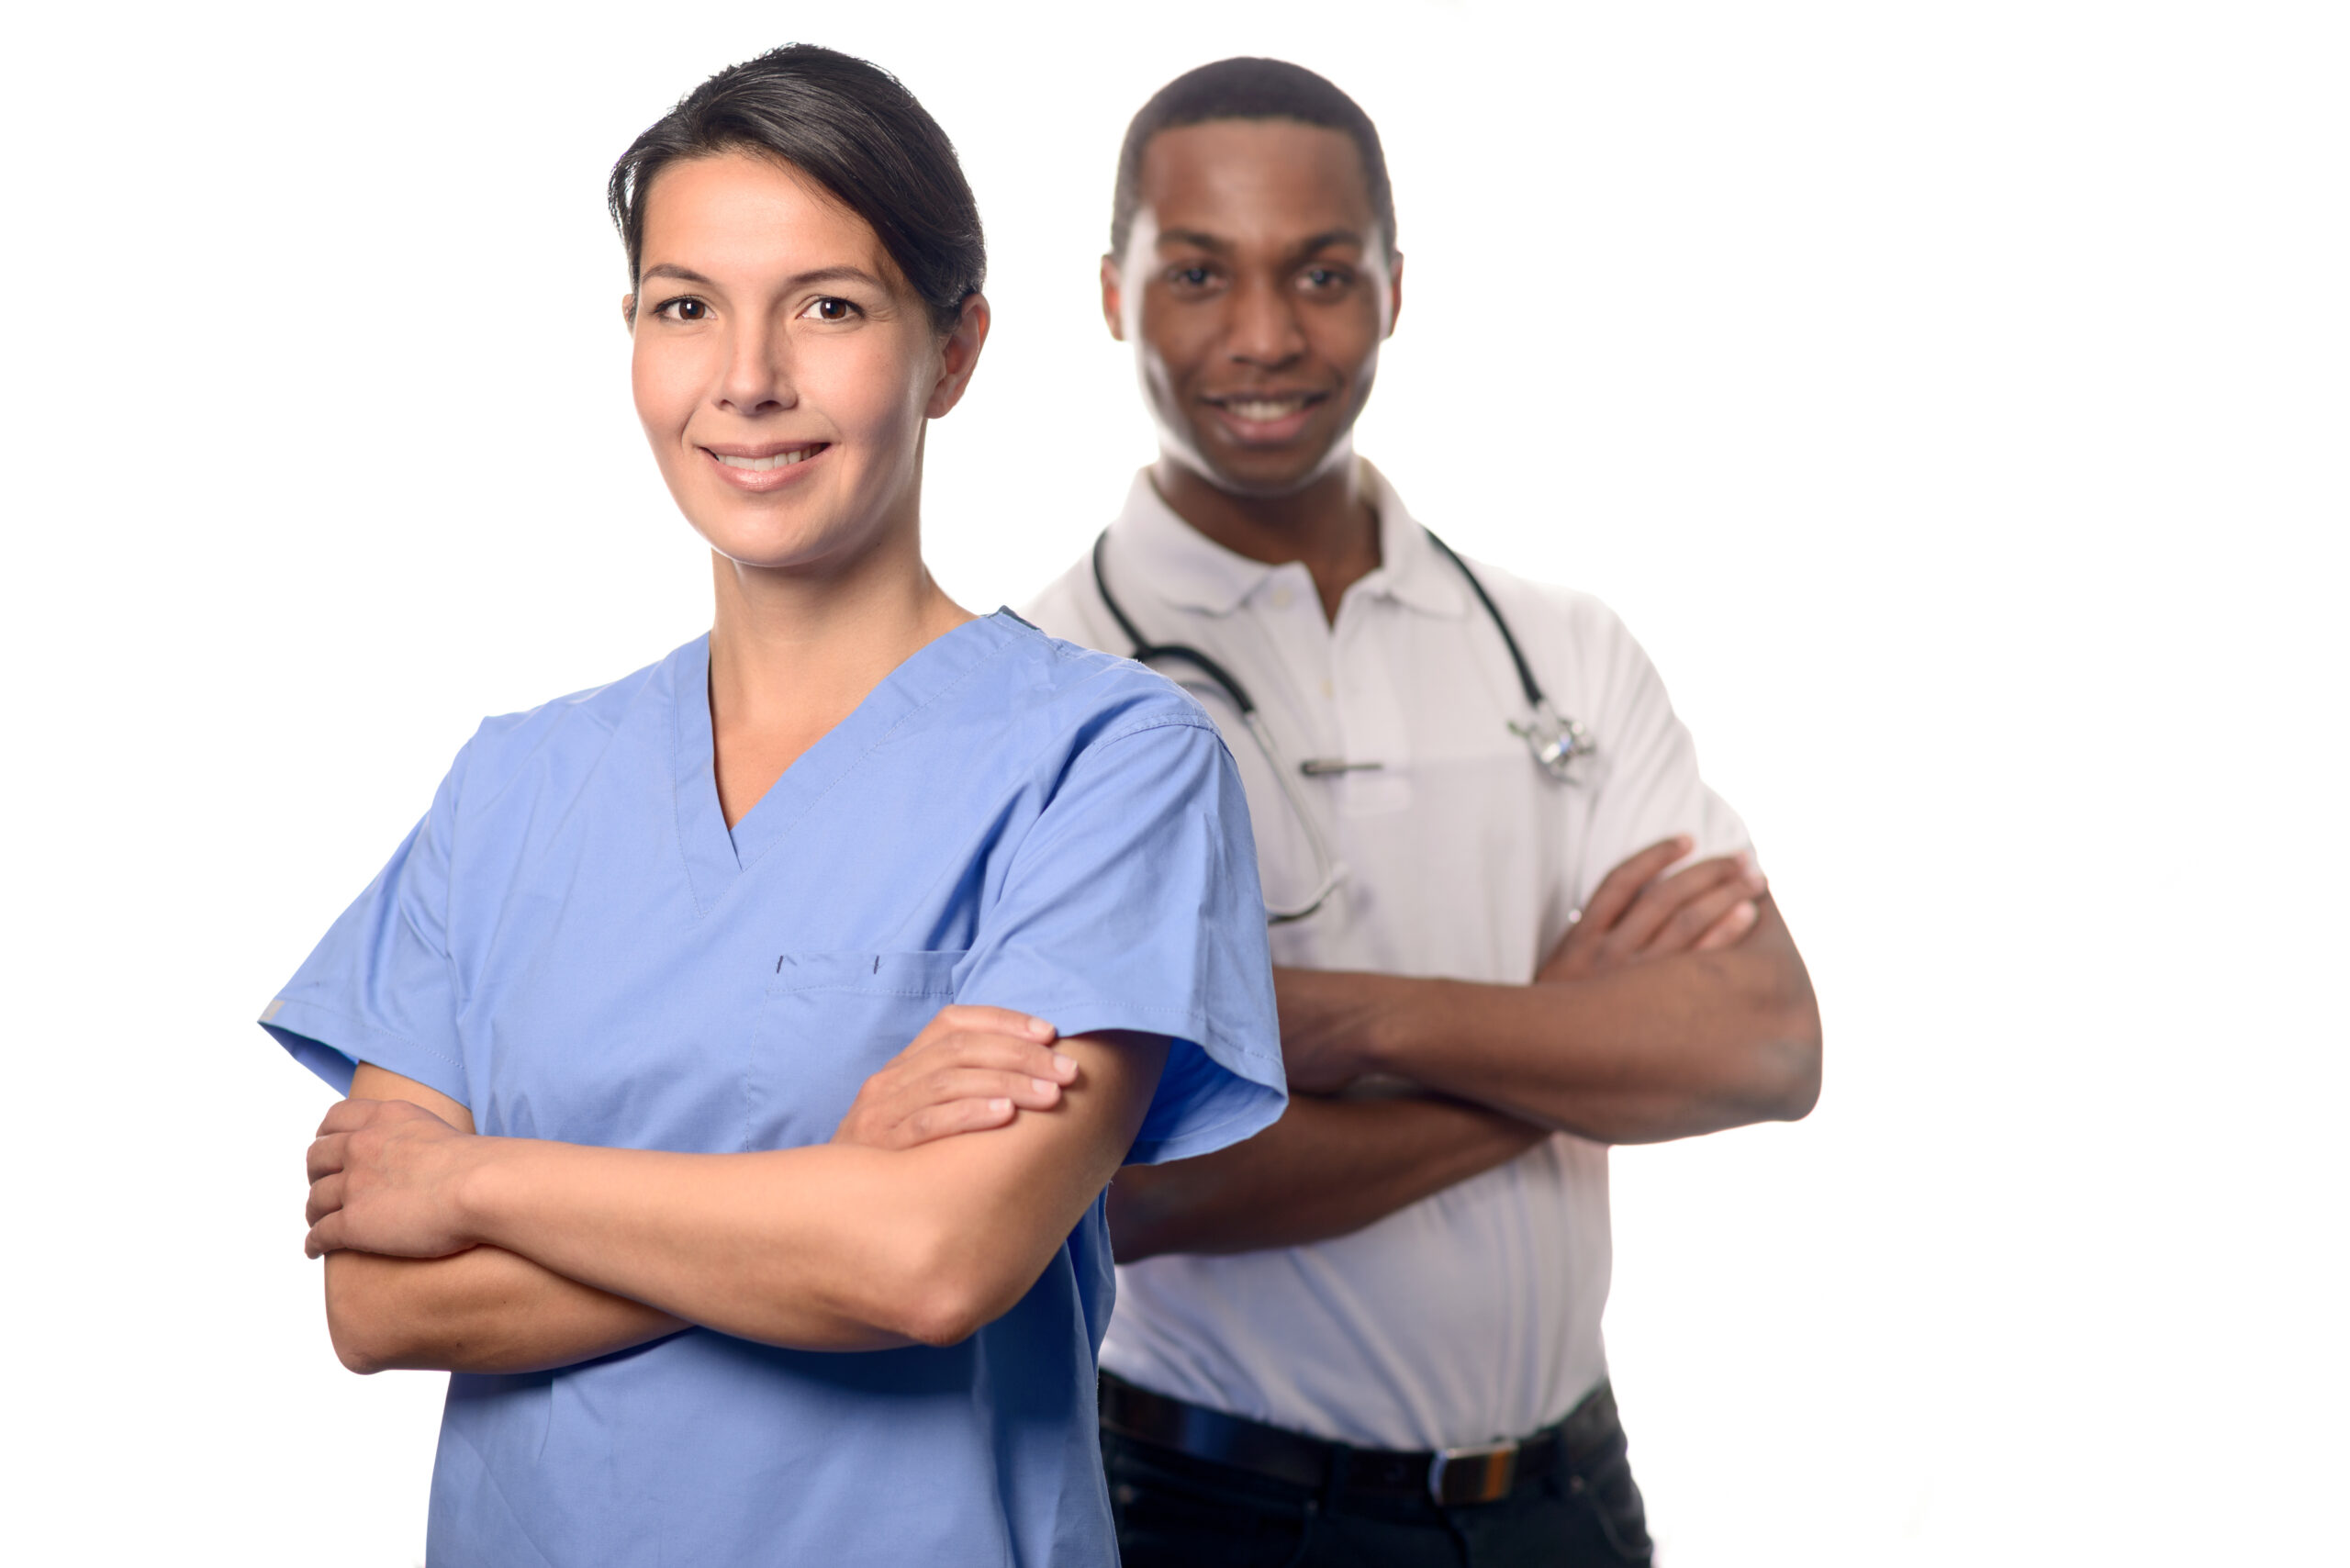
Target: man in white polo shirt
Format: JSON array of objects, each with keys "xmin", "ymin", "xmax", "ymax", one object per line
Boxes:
[{"xmin": 1023, "ymin": 59, "xmax": 1824, "ymax": 1567}]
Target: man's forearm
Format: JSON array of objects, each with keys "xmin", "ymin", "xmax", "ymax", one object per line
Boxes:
[
  {"xmin": 1107, "ymin": 1092, "xmax": 1547, "ymax": 1262},
  {"xmin": 324, "ymin": 1247, "xmax": 684, "ymax": 1375},
  {"xmin": 1354, "ymin": 901, "xmax": 1822, "ymax": 1143}
]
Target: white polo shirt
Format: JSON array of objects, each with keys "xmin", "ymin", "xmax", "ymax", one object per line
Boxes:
[{"xmin": 1023, "ymin": 463, "xmax": 1754, "ymax": 1450}]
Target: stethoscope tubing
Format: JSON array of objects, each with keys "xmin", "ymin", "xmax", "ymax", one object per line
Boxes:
[
  {"xmin": 1417, "ymin": 527, "xmax": 1551, "ymax": 715},
  {"xmin": 1088, "ymin": 524, "xmax": 1591, "ymax": 923},
  {"xmin": 1088, "ymin": 533, "xmax": 1267, "ymax": 717},
  {"xmin": 1090, "ymin": 525, "xmax": 1553, "ymax": 724}
]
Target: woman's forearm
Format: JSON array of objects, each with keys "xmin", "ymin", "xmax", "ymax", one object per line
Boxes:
[
  {"xmin": 442, "ymin": 1033, "xmax": 1168, "ymax": 1351},
  {"xmin": 324, "ymin": 1246, "xmax": 685, "ymax": 1375},
  {"xmin": 457, "ymin": 1140, "xmax": 947, "ymax": 1350},
  {"xmin": 312, "ymin": 1035, "xmax": 1165, "ymax": 1354}
]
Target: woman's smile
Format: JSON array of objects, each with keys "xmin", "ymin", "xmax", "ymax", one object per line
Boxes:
[{"xmin": 701, "ymin": 441, "xmax": 832, "ymax": 491}]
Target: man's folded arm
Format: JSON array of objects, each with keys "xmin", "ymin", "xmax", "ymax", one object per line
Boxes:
[
  {"xmin": 1349, "ymin": 899, "xmax": 1822, "ymax": 1143},
  {"xmin": 1108, "ymin": 1090, "xmax": 1548, "ymax": 1262}
]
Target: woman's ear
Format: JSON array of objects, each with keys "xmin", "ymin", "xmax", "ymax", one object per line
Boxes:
[
  {"xmin": 926, "ymin": 294, "xmax": 992, "ymax": 419},
  {"xmin": 621, "ymin": 294, "xmax": 638, "ymax": 330}
]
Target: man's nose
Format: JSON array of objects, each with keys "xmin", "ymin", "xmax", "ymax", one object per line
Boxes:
[{"xmin": 1225, "ymin": 274, "xmax": 1307, "ymax": 370}]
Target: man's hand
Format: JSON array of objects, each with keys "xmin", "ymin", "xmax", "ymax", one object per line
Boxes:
[
  {"xmin": 832, "ymin": 1005, "xmax": 1079, "ymax": 1151},
  {"xmin": 1272, "ymin": 835, "xmax": 1768, "ymax": 1096},
  {"xmin": 1539, "ymin": 835, "xmax": 1767, "ymax": 983},
  {"xmin": 306, "ymin": 1096, "xmax": 486, "ymax": 1260}
]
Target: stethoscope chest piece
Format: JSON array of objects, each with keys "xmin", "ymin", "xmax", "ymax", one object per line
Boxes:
[{"xmin": 1511, "ymin": 700, "xmax": 1596, "ymax": 784}]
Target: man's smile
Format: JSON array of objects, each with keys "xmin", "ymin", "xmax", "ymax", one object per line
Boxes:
[{"xmin": 1201, "ymin": 389, "xmax": 1328, "ymax": 442}]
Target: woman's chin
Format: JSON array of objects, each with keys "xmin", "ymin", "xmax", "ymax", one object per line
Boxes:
[{"xmin": 688, "ymin": 511, "xmax": 885, "ymax": 577}]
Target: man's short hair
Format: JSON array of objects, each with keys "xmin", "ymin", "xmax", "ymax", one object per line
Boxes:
[{"xmin": 1110, "ymin": 58, "xmax": 1397, "ymax": 263}]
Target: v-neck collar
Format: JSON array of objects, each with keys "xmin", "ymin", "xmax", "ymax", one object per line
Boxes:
[{"xmin": 669, "ymin": 610, "xmax": 1024, "ymax": 915}]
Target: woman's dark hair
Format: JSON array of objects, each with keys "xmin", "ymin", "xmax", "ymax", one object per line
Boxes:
[
  {"xmin": 609, "ymin": 44, "xmax": 986, "ymax": 332},
  {"xmin": 1111, "ymin": 58, "xmax": 1396, "ymax": 262}
]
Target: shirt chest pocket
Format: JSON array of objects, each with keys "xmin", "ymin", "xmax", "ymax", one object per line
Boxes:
[{"xmin": 743, "ymin": 949, "xmax": 968, "ymax": 1151}]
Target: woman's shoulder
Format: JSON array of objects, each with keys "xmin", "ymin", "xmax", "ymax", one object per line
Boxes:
[
  {"xmin": 450, "ymin": 639, "xmax": 699, "ymax": 801},
  {"xmin": 986, "ymin": 610, "xmax": 1214, "ymax": 747}
]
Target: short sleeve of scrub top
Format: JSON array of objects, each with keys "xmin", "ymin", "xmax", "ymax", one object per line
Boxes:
[
  {"xmin": 257, "ymin": 610, "xmax": 1286, "ymax": 1568},
  {"xmin": 259, "ymin": 745, "xmax": 473, "ymax": 1106}
]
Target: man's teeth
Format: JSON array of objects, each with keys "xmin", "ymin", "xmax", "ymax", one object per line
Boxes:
[
  {"xmin": 1227, "ymin": 398, "xmax": 1309, "ymax": 422},
  {"xmin": 716, "ymin": 448, "xmax": 821, "ymax": 471}
]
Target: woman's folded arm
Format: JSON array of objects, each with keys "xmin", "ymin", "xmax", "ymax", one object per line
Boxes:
[
  {"xmin": 324, "ymin": 1246, "xmax": 686, "ymax": 1375},
  {"xmin": 320, "ymin": 1067, "xmax": 686, "ymax": 1374},
  {"xmin": 310, "ymin": 1035, "xmax": 1169, "ymax": 1359}
]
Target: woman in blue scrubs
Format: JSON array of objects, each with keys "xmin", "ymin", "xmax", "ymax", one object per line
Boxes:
[{"xmin": 263, "ymin": 45, "xmax": 1283, "ymax": 1565}]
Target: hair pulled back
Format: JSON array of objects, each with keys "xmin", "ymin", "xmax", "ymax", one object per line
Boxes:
[{"xmin": 610, "ymin": 44, "xmax": 986, "ymax": 332}]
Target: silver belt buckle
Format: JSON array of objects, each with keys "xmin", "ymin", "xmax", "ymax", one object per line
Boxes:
[{"xmin": 1427, "ymin": 1440, "xmax": 1518, "ymax": 1506}]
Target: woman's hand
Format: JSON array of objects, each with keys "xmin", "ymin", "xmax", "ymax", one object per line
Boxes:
[
  {"xmin": 832, "ymin": 1005, "xmax": 1078, "ymax": 1151},
  {"xmin": 305, "ymin": 1097, "xmax": 486, "ymax": 1260}
]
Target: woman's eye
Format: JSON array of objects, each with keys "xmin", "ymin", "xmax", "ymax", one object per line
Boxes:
[
  {"xmin": 802, "ymin": 297, "xmax": 857, "ymax": 322},
  {"xmin": 655, "ymin": 297, "xmax": 709, "ymax": 322}
]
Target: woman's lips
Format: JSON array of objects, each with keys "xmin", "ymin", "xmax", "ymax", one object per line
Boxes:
[{"xmin": 703, "ymin": 443, "xmax": 828, "ymax": 492}]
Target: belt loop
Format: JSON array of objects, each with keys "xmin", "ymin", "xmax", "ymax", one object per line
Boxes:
[{"xmin": 1322, "ymin": 1440, "xmax": 1353, "ymax": 1515}]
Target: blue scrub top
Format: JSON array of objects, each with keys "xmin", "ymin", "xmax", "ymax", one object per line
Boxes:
[{"xmin": 261, "ymin": 610, "xmax": 1285, "ymax": 1566}]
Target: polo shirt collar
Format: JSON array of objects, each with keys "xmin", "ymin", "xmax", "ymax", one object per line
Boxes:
[
  {"xmin": 1355, "ymin": 461, "xmax": 1471, "ymax": 619},
  {"xmin": 1109, "ymin": 459, "xmax": 1469, "ymax": 620}
]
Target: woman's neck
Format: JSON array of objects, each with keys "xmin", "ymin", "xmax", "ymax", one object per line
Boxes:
[{"xmin": 704, "ymin": 525, "xmax": 974, "ymax": 828}]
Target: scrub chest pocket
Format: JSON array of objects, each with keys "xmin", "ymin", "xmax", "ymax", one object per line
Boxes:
[{"xmin": 747, "ymin": 949, "xmax": 968, "ymax": 1150}]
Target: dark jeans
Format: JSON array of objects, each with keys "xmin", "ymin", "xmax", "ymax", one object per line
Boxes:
[{"xmin": 1102, "ymin": 1407, "xmax": 1654, "ymax": 1568}]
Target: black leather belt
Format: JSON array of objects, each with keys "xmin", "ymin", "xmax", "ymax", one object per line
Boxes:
[{"xmin": 1100, "ymin": 1373, "xmax": 1620, "ymax": 1508}]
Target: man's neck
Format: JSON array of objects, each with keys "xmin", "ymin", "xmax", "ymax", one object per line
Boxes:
[{"xmin": 1152, "ymin": 452, "xmax": 1382, "ymax": 624}]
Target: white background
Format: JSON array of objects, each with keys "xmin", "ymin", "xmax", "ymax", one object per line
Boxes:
[{"xmin": 3, "ymin": 2, "xmax": 2342, "ymax": 1562}]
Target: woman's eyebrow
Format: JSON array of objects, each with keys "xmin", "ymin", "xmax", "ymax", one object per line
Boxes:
[
  {"xmin": 638, "ymin": 263, "xmax": 888, "ymax": 291},
  {"xmin": 781, "ymin": 264, "xmax": 890, "ymax": 291}
]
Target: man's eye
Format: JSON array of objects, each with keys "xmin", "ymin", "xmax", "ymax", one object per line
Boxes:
[
  {"xmin": 655, "ymin": 297, "xmax": 709, "ymax": 321},
  {"xmin": 802, "ymin": 297, "xmax": 857, "ymax": 321},
  {"xmin": 1301, "ymin": 267, "xmax": 1348, "ymax": 290},
  {"xmin": 1168, "ymin": 265, "xmax": 1215, "ymax": 289}
]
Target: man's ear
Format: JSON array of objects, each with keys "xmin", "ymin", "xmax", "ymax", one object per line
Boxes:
[
  {"xmin": 926, "ymin": 293, "xmax": 993, "ymax": 419},
  {"xmin": 1099, "ymin": 255, "xmax": 1127, "ymax": 343},
  {"xmin": 621, "ymin": 294, "xmax": 637, "ymax": 330},
  {"xmin": 1384, "ymin": 252, "xmax": 1404, "ymax": 339}
]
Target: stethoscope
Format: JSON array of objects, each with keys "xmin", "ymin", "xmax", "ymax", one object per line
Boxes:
[{"xmin": 1090, "ymin": 527, "xmax": 1595, "ymax": 924}]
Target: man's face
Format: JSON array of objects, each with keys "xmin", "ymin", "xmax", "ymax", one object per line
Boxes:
[{"xmin": 1104, "ymin": 119, "xmax": 1400, "ymax": 498}]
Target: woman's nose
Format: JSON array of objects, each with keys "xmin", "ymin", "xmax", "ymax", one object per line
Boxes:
[{"xmin": 717, "ymin": 321, "xmax": 797, "ymax": 413}]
